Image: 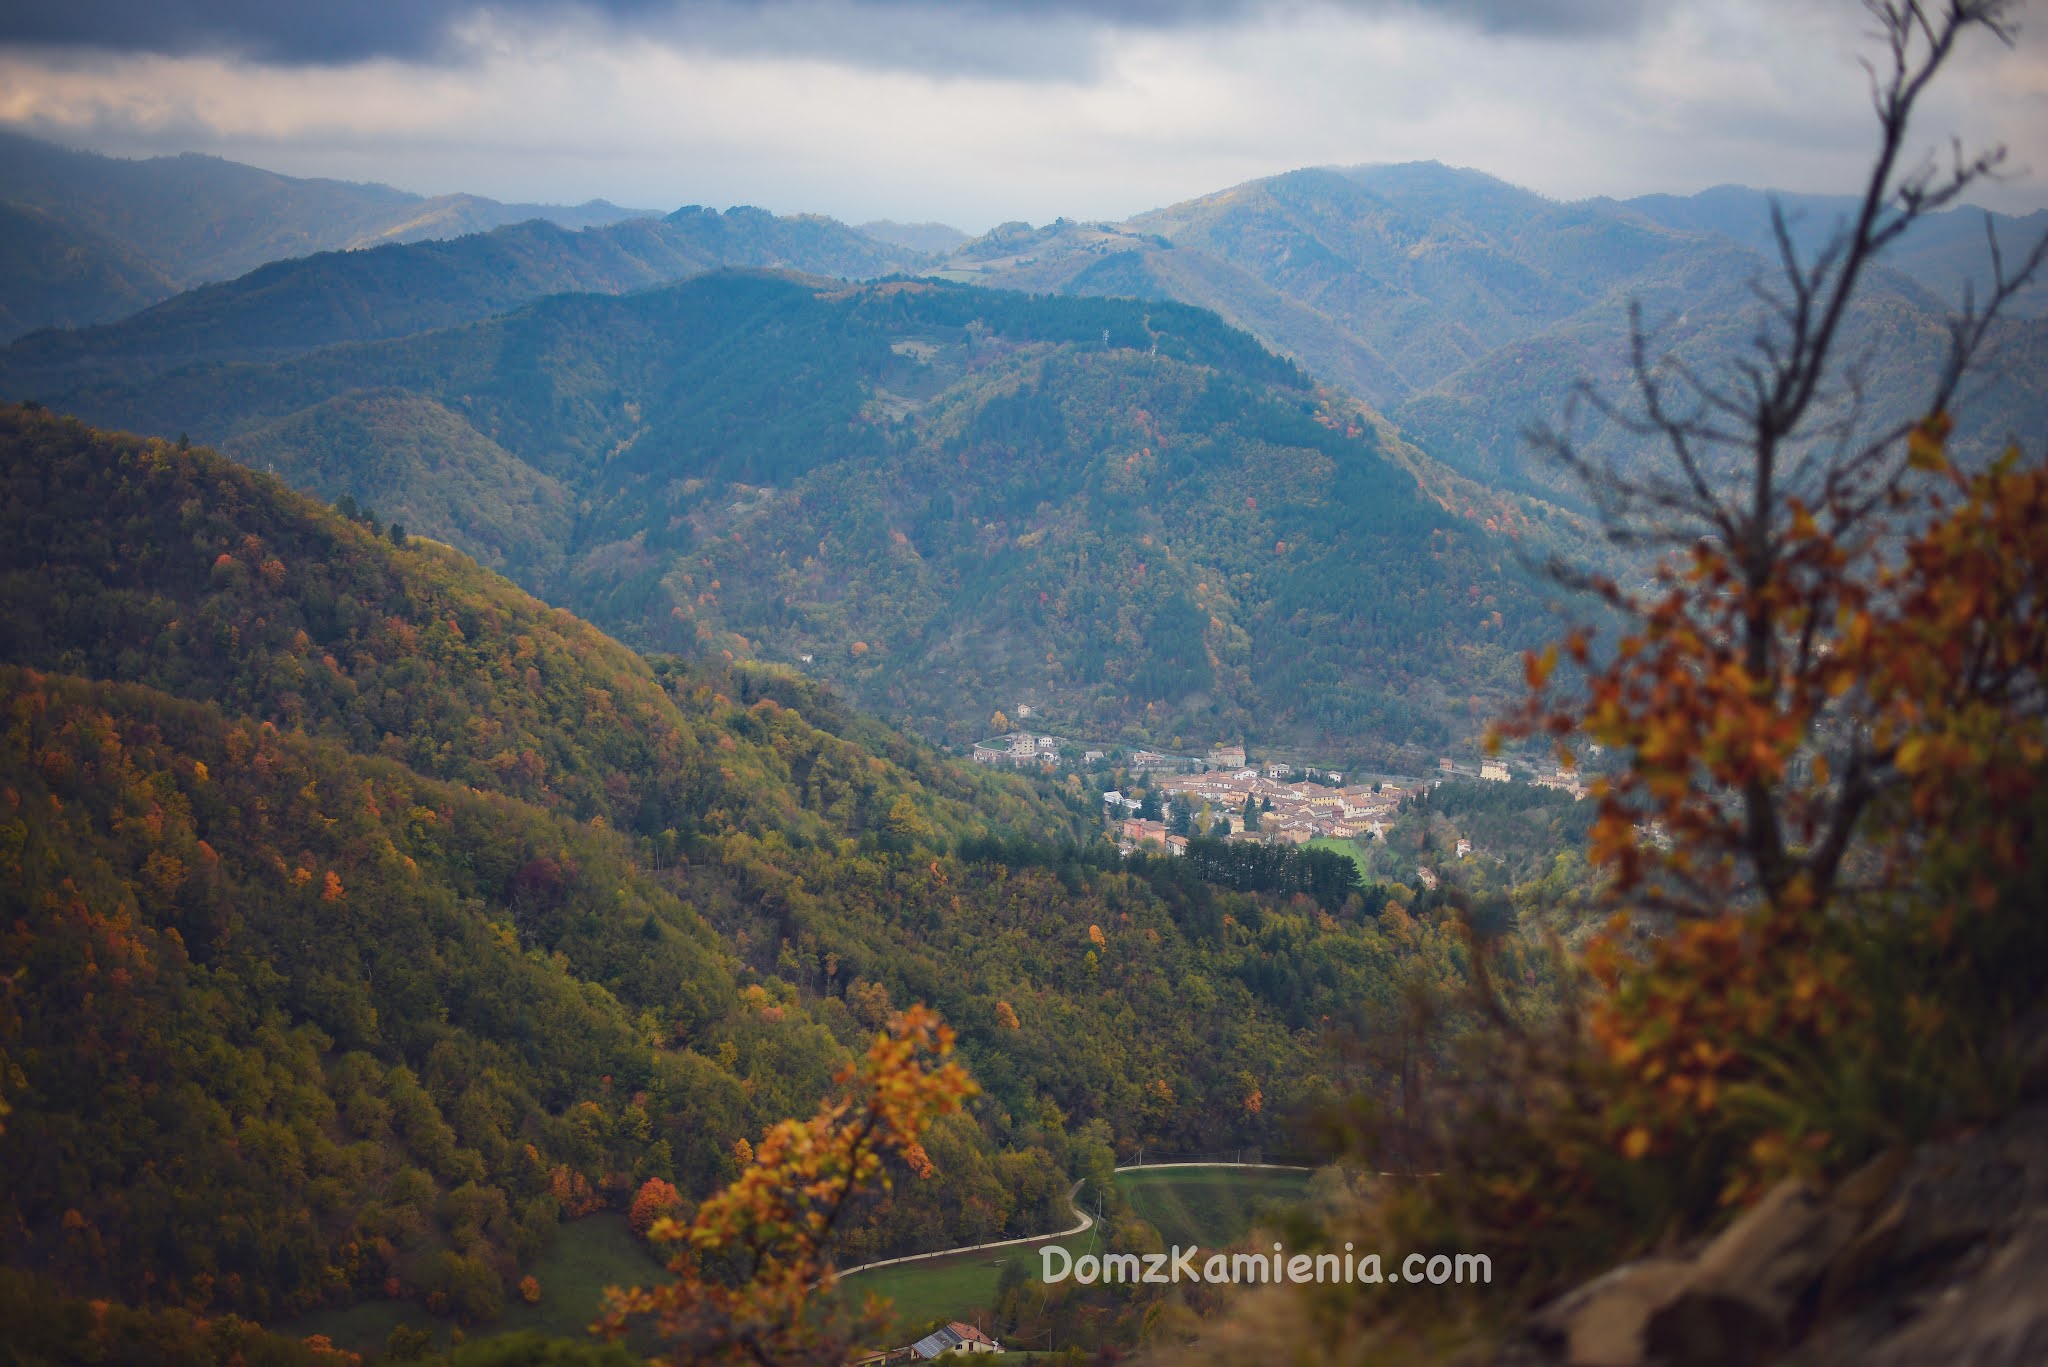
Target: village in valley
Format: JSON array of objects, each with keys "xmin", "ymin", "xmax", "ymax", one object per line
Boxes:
[{"xmin": 967, "ymin": 713, "xmax": 1588, "ymax": 860}]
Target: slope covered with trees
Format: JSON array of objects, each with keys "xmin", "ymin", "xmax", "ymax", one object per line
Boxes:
[
  {"xmin": 0, "ymin": 406, "xmax": 1493, "ymax": 1342},
  {"xmin": 0, "ymin": 201, "xmax": 179, "ymax": 342},
  {"xmin": 7, "ymin": 273, "xmax": 1564, "ymax": 763}
]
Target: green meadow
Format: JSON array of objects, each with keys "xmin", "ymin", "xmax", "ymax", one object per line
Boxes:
[
  {"xmin": 838, "ymin": 1166, "xmax": 1315, "ymax": 1342},
  {"xmin": 278, "ymin": 1215, "xmax": 665, "ymax": 1357}
]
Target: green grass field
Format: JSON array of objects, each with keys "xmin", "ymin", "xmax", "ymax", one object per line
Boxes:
[
  {"xmin": 834, "ymin": 1166, "xmax": 1314, "ymax": 1342},
  {"xmin": 837, "ymin": 1227, "xmax": 1099, "ymax": 1338},
  {"xmin": 494, "ymin": 1214, "xmax": 670, "ymax": 1340},
  {"xmin": 1116, "ymin": 1166, "xmax": 1312, "ymax": 1251},
  {"xmin": 276, "ymin": 1215, "xmax": 665, "ymax": 1356},
  {"xmin": 1307, "ymin": 835, "xmax": 1374, "ymax": 880}
]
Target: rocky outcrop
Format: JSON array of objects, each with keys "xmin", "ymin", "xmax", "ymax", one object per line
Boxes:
[{"xmin": 1518, "ymin": 1105, "xmax": 2048, "ymax": 1366}]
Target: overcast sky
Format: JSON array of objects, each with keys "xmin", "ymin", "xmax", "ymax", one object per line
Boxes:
[{"xmin": 0, "ymin": 0, "xmax": 2043, "ymax": 230}]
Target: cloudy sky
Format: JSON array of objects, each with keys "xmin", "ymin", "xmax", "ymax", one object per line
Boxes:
[{"xmin": 1, "ymin": 0, "xmax": 2043, "ymax": 230}]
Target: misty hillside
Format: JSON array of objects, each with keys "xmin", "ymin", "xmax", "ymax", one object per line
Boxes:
[
  {"xmin": 0, "ymin": 131, "xmax": 656, "ymax": 340},
  {"xmin": 929, "ymin": 162, "xmax": 2048, "ymax": 501},
  {"xmin": 0, "ymin": 200, "xmax": 178, "ymax": 339},
  {"xmin": 0, "ymin": 206, "xmax": 928, "ymax": 391},
  {"xmin": 858, "ymin": 219, "xmax": 971, "ymax": 254},
  {"xmin": 0, "ymin": 131, "xmax": 652, "ymax": 283}
]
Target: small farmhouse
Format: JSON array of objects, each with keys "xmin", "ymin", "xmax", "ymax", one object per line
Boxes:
[{"xmin": 910, "ymin": 1321, "xmax": 1003, "ymax": 1357}]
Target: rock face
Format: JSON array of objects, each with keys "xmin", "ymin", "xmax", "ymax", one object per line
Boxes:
[{"xmin": 1520, "ymin": 1106, "xmax": 2048, "ymax": 1366}]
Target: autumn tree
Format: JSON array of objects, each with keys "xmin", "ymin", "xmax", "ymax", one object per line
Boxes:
[
  {"xmin": 1491, "ymin": 0, "xmax": 2048, "ymax": 1192},
  {"xmin": 1509, "ymin": 0, "xmax": 2048, "ymax": 914},
  {"xmin": 628, "ymin": 1179, "xmax": 685, "ymax": 1238},
  {"xmin": 597, "ymin": 1006, "xmax": 976, "ymax": 1366}
]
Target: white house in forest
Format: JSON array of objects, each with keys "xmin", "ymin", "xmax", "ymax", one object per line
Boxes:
[{"xmin": 910, "ymin": 1321, "xmax": 1002, "ymax": 1357}]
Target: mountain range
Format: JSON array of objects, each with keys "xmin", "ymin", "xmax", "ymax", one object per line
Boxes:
[
  {"xmin": 0, "ymin": 133, "xmax": 657, "ymax": 275},
  {"xmin": 9, "ymin": 132, "xmax": 2039, "ymax": 508},
  {"xmin": 931, "ymin": 162, "xmax": 2048, "ymax": 500},
  {"xmin": 0, "ymin": 204, "xmax": 927, "ymax": 393},
  {"xmin": 3, "ymin": 136, "xmax": 2041, "ymax": 756},
  {"xmin": 0, "ymin": 131, "xmax": 655, "ymax": 340}
]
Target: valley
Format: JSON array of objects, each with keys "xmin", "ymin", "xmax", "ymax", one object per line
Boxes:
[
  {"xmin": 2, "ymin": 8, "xmax": 2045, "ymax": 1356},
  {"xmin": 0, "ymin": 402, "xmax": 1505, "ymax": 1360}
]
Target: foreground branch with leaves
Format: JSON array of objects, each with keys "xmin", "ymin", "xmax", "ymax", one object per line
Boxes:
[{"xmin": 596, "ymin": 1006, "xmax": 976, "ymax": 1366}]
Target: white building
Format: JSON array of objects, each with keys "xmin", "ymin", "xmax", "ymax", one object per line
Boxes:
[{"xmin": 910, "ymin": 1321, "xmax": 1003, "ymax": 1357}]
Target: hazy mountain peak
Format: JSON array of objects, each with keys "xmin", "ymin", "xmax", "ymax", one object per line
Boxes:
[{"xmin": 857, "ymin": 219, "xmax": 970, "ymax": 254}]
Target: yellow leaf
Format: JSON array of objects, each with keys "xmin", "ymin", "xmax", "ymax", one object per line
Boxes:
[{"xmin": 1907, "ymin": 417, "xmax": 1950, "ymax": 472}]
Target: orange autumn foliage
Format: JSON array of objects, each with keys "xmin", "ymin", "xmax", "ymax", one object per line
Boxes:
[
  {"xmin": 629, "ymin": 1178, "xmax": 684, "ymax": 1238},
  {"xmin": 1500, "ymin": 424, "xmax": 2048, "ymax": 1194},
  {"xmin": 598, "ymin": 1005, "xmax": 975, "ymax": 1366},
  {"xmin": 546, "ymin": 1165, "xmax": 601, "ymax": 1219}
]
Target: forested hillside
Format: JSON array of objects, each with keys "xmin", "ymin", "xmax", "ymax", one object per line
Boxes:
[
  {"xmin": 0, "ymin": 406, "xmax": 1498, "ymax": 1339},
  {"xmin": 5, "ymin": 273, "xmax": 1566, "ymax": 762}
]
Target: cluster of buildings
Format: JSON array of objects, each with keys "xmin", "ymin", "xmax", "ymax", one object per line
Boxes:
[
  {"xmin": 1103, "ymin": 761, "xmax": 1415, "ymax": 857},
  {"xmin": 969, "ymin": 730, "xmax": 1108, "ymax": 770},
  {"xmin": 971, "ymin": 724, "xmax": 1593, "ymax": 860},
  {"xmin": 1110, "ymin": 816, "xmax": 1189, "ymax": 857},
  {"xmin": 969, "ymin": 732, "xmax": 1244, "ymax": 776},
  {"xmin": 1156, "ymin": 767, "xmax": 1408, "ymax": 847}
]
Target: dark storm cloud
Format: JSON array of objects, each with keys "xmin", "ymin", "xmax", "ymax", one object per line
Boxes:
[{"xmin": 0, "ymin": 0, "xmax": 1657, "ymax": 68}]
